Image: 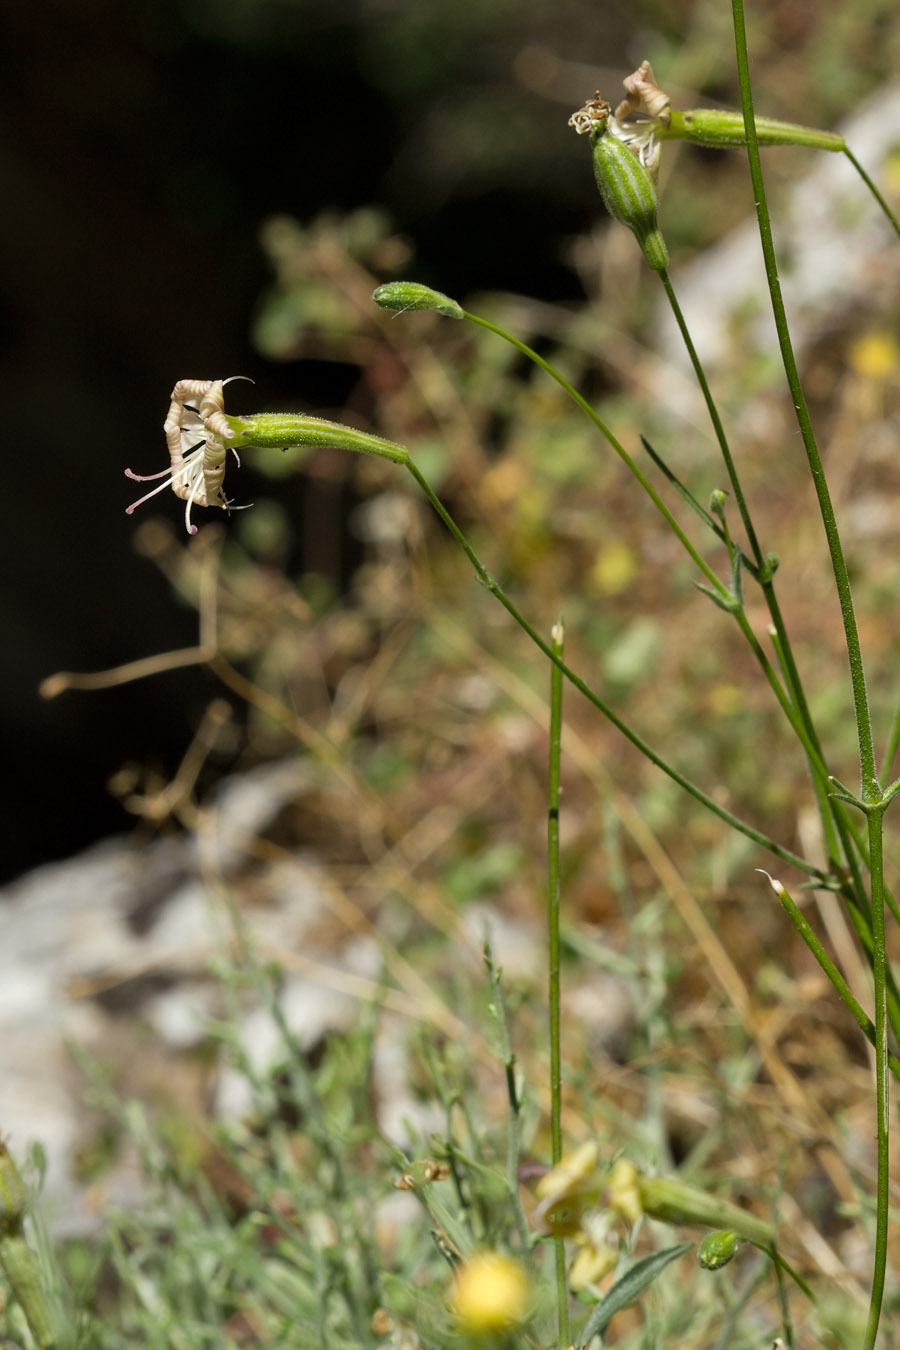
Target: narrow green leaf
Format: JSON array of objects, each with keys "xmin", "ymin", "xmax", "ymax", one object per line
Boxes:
[{"xmin": 579, "ymin": 1242, "xmax": 693, "ymax": 1343}]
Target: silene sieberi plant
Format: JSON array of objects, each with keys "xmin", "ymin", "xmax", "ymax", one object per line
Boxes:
[
  {"xmin": 116, "ymin": 49, "xmax": 900, "ymax": 1350},
  {"xmin": 27, "ymin": 15, "xmax": 899, "ymax": 1349}
]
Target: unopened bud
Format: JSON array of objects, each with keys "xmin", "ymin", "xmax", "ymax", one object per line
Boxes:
[
  {"xmin": 372, "ymin": 281, "xmax": 464, "ymax": 319},
  {"xmin": 708, "ymin": 488, "xmax": 728, "ymax": 519},
  {"xmin": 698, "ymin": 1229, "xmax": 739, "ymax": 1270}
]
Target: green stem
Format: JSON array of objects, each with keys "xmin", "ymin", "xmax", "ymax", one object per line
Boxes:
[
  {"xmin": 864, "ymin": 806, "xmax": 890, "ymax": 1350},
  {"xmin": 547, "ymin": 619, "xmax": 569, "ymax": 1349},
  {"xmin": 465, "ymin": 305, "xmax": 855, "ymax": 895},
  {"xmin": 881, "ymin": 698, "xmax": 900, "ymax": 784},
  {"xmin": 463, "ymin": 305, "xmax": 853, "ymax": 873},
  {"xmin": 731, "ymin": 5, "xmax": 887, "ymax": 1341},
  {"xmin": 659, "ymin": 269, "xmax": 856, "ymax": 889},
  {"xmin": 658, "ymin": 269, "xmax": 764, "ymax": 568},
  {"xmin": 484, "ymin": 947, "xmax": 532, "ymax": 1253},
  {"xmin": 843, "ymin": 146, "xmax": 900, "ymax": 241},
  {"xmin": 767, "ymin": 1244, "xmax": 799, "ymax": 1348},
  {"xmin": 403, "ymin": 456, "xmax": 820, "ymax": 878},
  {"xmin": 730, "ymin": 2, "xmax": 877, "ymax": 803},
  {"xmin": 462, "ymin": 311, "xmax": 729, "ymax": 599},
  {"xmin": 640, "ymin": 435, "xmax": 761, "ymax": 579},
  {"xmin": 773, "ymin": 876, "xmax": 900, "ymax": 1081}
]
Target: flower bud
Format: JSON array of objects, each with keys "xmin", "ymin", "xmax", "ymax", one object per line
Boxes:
[
  {"xmin": 708, "ymin": 488, "xmax": 729, "ymax": 519},
  {"xmin": 590, "ymin": 122, "xmax": 669, "ymax": 272},
  {"xmin": 372, "ymin": 281, "xmax": 464, "ymax": 319},
  {"xmin": 697, "ymin": 1229, "xmax": 739, "ymax": 1270}
]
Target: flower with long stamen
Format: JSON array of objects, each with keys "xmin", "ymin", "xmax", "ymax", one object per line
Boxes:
[
  {"xmin": 126, "ymin": 378, "xmax": 410, "ymax": 536},
  {"xmin": 125, "ymin": 376, "xmax": 252, "ymax": 535}
]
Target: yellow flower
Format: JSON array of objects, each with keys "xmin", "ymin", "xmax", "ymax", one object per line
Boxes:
[
  {"xmin": 847, "ymin": 330, "xmax": 898, "ymax": 382},
  {"xmin": 569, "ymin": 1217, "xmax": 618, "ymax": 1291},
  {"xmin": 534, "ymin": 1141, "xmax": 602, "ymax": 1235},
  {"xmin": 607, "ymin": 1159, "xmax": 643, "ymax": 1225},
  {"xmin": 451, "ymin": 1252, "xmax": 529, "ymax": 1331}
]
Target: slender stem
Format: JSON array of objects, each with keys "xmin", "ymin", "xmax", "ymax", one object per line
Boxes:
[
  {"xmin": 843, "ymin": 146, "xmax": 900, "ymax": 240},
  {"xmin": 730, "ymin": 0, "xmax": 878, "ymax": 802},
  {"xmin": 466, "ymin": 291, "xmax": 873, "ymax": 927},
  {"xmin": 403, "ymin": 456, "xmax": 820, "ymax": 877},
  {"xmin": 640, "ymin": 434, "xmax": 761, "ymax": 578},
  {"xmin": 484, "ymin": 947, "xmax": 532, "ymax": 1253},
  {"xmin": 774, "ymin": 877, "xmax": 900, "ymax": 1081},
  {"xmin": 659, "ymin": 268, "xmax": 861, "ymax": 898},
  {"xmin": 658, "ymin": 270, "xmax": 764, "ymax": 569},
  {"xmin": 881, "ymin": 698, "xmax": 900, "ymax": 785},
  {"xmin": 731, "ymin": 4, "xmax": 887, "ymax": 1340},
  {"xmin": 465, "ymin": 305, "xmax": 864, "ymax": 889},
  {"xmin": 864, "ymin": 807, "xmax": 890, "ymax": 1350},
  {"xmin": 547, "ymin": 619, "xmax": 569, "ymax": 1349},
  {"xmin": 659, "ymin": 273, "xmax": 831, "ymax": 776},
  {"xmin": 462, "ymin": 311, "xmax": 729, "ymax": 599},
  {"xmin": 465, "ymin": 303, "xmax": 863, "ymax": 895},
  {"xmin": 770, "ymin": 1241, "xmax": 797, "ymax": 1349}
]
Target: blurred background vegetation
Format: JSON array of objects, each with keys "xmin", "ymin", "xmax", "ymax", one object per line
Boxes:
[
  {"xmin": 3, "ymin": 0, "xmax": 898, "ymax": 880},
  {"xmin": 0, "ymin": 0, "xmax": 897, "ymax": 897}
]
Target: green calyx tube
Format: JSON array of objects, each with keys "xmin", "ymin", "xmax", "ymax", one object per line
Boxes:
[{"xmin": 589, "ymin": 122, "xmax": 669, "ymax": 272}]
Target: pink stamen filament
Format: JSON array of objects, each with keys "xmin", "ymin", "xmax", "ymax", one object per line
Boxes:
[{"xmin": 124, "ymin": 445, "xmax": 200, "ymax": 515}]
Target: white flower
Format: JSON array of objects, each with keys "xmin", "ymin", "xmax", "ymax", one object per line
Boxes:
[
  {"xmin": 607, "ymin": 114, "xmax": 662, "ymax": 178},
  {"xmin": 125, "ymin": 377, "xmax": 251, "ymax": 535},
  {"xmin": 611, "ymin": 60, "xmax": 671, "ymax": 181}
]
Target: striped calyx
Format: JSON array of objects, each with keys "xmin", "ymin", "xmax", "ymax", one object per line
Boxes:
[{"xmin": 590, "ymin": 122, "xmax": 669, "ymax": 272}]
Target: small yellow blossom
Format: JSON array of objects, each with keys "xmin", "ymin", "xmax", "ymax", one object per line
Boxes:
[
  {"xmin": 590, "ymin": 540, "xmax": 638, "ymax": 597},
  {"xmin": 451, "ymin": 1252, "xmax": 529, "ymax": 1331},
  {"xmin": 847, "ymin": 330, "xmax": 898, "ymax": 382}
]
